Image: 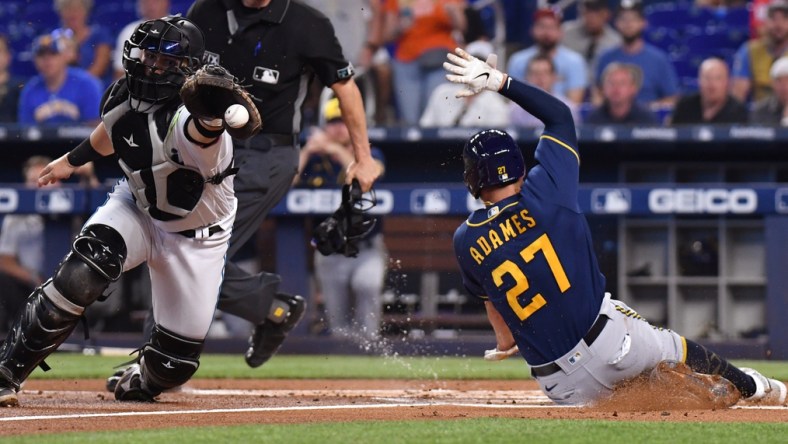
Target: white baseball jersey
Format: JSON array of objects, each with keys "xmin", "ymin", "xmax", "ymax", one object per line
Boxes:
[{"xmin": 86, "ymin": 80, "xmax": 236, "ymax": 339}]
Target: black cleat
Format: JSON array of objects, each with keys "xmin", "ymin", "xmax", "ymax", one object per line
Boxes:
[
  {"xmin": 114, "ymin": 364, "xmax": 158, "ymax": 402},
  {"xmin": 245, "ymin": 293, "xmax": 306, "ymax": 368},
  {"xmin": 106, "ymin": 368, "xmax": 126, "ymax": 393},
  {"xmin": 0, "ymin": 384, "xmax": 18, "ymax": 407}
]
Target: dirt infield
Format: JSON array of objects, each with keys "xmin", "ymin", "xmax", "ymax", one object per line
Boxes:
[{"xmin": 0, "ymin": 379, "xmax": 786, "ymax": 437}]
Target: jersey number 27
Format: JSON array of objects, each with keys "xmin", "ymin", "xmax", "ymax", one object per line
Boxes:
[{"xmin": 491, "ymin": 233, "xmax": 571, "ymax": 321}]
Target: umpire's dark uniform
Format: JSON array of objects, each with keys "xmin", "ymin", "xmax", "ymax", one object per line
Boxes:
[{"xmin": 187, "ymin": 0, "xmax": 355, "ymax": 323}]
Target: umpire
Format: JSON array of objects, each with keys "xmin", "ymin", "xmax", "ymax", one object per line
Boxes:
[{"xmin": 187, "ymin": 0, "xmax": 380, "ymax": 367}]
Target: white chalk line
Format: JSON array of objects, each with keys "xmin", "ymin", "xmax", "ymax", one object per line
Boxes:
[{"xmin": 0, "ymin": 388, "xmax": 782, "ymax": 424}]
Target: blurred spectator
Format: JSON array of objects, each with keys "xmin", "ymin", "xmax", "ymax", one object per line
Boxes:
[
  {"xmin": 420, "ymin": 41, "xmax": 509, "ymax": 127},
  {"xmin": 595, "ymin": 0, "xmax": 679, "ymax": 107},
  {"xmin": 732, "ymin": 0, "xmax": 788, "ymax": 103},
  {"xmin": 297, "ymin": 98, "xmax": 387, "ymax": 340},
  {"xmin": 18, "ymin": 32, "xmax": 103, "ymax": 126},
  {"xmin": 113, "ymin": 0, "xmax": 171, "ymax": 80},
  {"xmin": 509, "ymin": 54, "xmax": 581, "ymax": 128},
  {"xmin": 671, "ymin": 58, "xmax": 748, "ymax": 125},
  {"xmin": 507, "ymin": 7, "xmax": 588, "ymax": 104},
  {"xmin": 0, "ymin": 157, "xmax": 51, "ymax": 333},
  {"xmin": 750, "ymin": 55, "xmax": 788, "ymax": 125},
  {"xmin": 383, "ymin": 0, "xmax": 467, "ymax": 125},
  {"xmin": 586, "ymin": 62, "xmax": 658, "ymax": 124},
  {"xmin": 561, "ymin": 0, "xmax": 622, "ymax": 85},
  {"xmin": 54, "ymin": 0, "xmax": 114, "ymax": 86},
  {"xmin": 304, "ymin": 0, "xmax": 393, "ymax": 125},
  {"xmin": 0, "ymin": 34, "xmax": 25, "ymax": 123}
]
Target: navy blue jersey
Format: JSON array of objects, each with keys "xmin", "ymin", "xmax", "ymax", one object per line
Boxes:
[{"xmin": 453, "ymin": 79, "xmax": 606, "ymax": 366}]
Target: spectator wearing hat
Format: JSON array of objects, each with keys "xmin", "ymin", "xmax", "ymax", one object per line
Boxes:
[
  {"xmin": 595, "ymin": 0, "xmax": 679, "ymax": 107},
  {"xmin": 17, "ymin": 32, "xmax": 102, "ymax": 126},
  {"xmin": 732, "ymin": 0, "xmax": 788, "ymax": 102},
  {"xmin": 507, "ymin": 7, "xmax": 589, "ymax": 104},
  {"xmin": 0, "ymin": 34, "xmax": 26, "ymax": 123},
  {"xmin": 561, "ymin": 0, "xmax": 623, "ymax": 85},
  {"xmin": 297, "ymin": 98, "xmax": 387, "ymax": 341},
  {"xmin": 671, "ymin": 58, "xmax": 748, "ymax": 125},
  {"xmin": 750, "ymin": 55, "xmax": 788, "ymax": 125},
  {"xmin": 509, "ymin": 54, "xmax": 581, "ymax": 128},
  {"xmin": 586, "ymin": 62, "xmax": 658, "ymax": 124},
  {"xmin": 420, "ymin": 40, "xmax": 510, "ymax": 128}
]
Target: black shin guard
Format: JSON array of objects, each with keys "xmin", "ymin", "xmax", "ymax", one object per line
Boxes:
[
  {"xmin": 140, "ymin": 325, "xmax": 203, "ymax": 394},
  {"xmin": 684, "ymin": 339, "xmax": 756, "ymax": 398},
  {"xmin": 0, "ymin": 288, "xmax": 82, "ymax": 390}
]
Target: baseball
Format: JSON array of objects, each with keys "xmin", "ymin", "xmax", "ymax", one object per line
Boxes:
[{"xmin": 224, "ymin": 104, "xmax": 249, "ymax": 128}]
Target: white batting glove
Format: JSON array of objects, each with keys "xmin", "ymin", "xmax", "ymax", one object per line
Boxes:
[
  {"xmin": 483, "ymin": 344, "xmax": 519, "ymax": 361},
  {"xmin": 443, "ymin": 47, "xmax": 507, "ymax": 98}
]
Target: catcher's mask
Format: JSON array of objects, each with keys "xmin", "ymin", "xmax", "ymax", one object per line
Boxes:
[
  {"xmin": 463, "ymin": 129, "xmax": 525, "ymax": 199},
  {"xmin": 312, "ymin": 180, "xmax": 378, "ymax": 258},
  {"xmin": 123, "ymin": 16, "xmax": 204, "ymax": 111}
]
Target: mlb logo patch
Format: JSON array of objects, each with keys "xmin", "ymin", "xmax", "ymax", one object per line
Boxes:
[
  {"xmin": 253, "ymin": 66, "xmax": 280, "ymax": 84},
  {"xmin": 568, "ymin": 351, "xmax": 582, "ymax": 365}
]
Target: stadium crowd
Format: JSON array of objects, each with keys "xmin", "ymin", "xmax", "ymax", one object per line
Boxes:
[{"xmin": 1, "ymin": 0, "xmax": 787, "ymax": 128}]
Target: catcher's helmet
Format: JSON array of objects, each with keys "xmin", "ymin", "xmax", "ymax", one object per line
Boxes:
[
  {"xmin": 463, "ymin": 129, "xmax": 525, "ymax": 199},
  {"xmin": 123, "ymin": 16, "xmax": 204, "ymax": 110}
]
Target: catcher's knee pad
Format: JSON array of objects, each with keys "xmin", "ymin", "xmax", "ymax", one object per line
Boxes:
[
  {"xmin": 52, "ymin": 224, "xmax": 126, "ymax": 307},
  {"xmin": 140, "ymin": 324, "xmax": 203, "ymax": 393}
]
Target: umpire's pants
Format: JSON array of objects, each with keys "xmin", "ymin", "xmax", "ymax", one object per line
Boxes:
[{"xmin": 216, "ymin": 134, "xmax": 300, "ymax": 324}]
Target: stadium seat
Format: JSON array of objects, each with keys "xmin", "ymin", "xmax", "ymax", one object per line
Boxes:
[
  {"xmin": 21, "ymin": 2, "xmax": 60, "ymax": 31},
  {"xmin": 645, "ymin": 27, "xmax": 681, "ymax": 54},
  {"xmin": 685, "ymin": 29, "xmax": 749, "ymax": 59}
]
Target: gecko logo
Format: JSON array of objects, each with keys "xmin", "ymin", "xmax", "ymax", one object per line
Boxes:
[
  {"xmin": 648, "ymin": 189, "xmax": 757, "ymax": 214},
  {"xmin": 591, "ymin": 188, "xmax": 631, "ymax": 214},
  {"xmin": 410, "ymin": 189, "xmax": 450, "ymax": 214}
]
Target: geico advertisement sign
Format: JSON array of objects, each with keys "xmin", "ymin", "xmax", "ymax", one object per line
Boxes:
[
  {"xmin": 286, "ymin": 189, "xmax": 393, "ymax": 214},
  {"xmin": 648, "ymin": 188, "xmax": 757, "ymax": 214}
]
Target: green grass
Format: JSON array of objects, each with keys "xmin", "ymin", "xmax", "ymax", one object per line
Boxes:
[
  {"xmin": 29, "ymin": 353, "xmax": 788, "ymax": 381},
  {"xmin": 4, "ymin": 418, "xmax": 787, "ymax": 444}
]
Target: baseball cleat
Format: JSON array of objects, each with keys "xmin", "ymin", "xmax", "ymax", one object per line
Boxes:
[
  {"xmin": 0, "ymin": 384, "xmax": 18, "ymax": 408},
  {"xmin": 650, "ymin": 360, "xmax": 740, "ymax": 408},
  {"xmin": 740, "ymin": 367, "xmax": 787, "ymax": 405},
  {"xmin": 105, "ymin": 368, "xmax": 126, "ymax": 393},
  {"xmin": 114, "ymin": 364, "xmax": 157, "ymax": 402},
  {"xmin": 245, "ymin": 293, "xmax": 306, "ymax": 368}
]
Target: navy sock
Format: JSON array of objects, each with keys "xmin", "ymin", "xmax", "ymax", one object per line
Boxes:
[{"xmin": 684, "ymin": 339, "xmax": 756, "ymax": 398}]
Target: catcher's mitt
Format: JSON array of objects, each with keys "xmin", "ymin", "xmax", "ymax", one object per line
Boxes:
[
  {"xmin": 180, "ymin": 64, "xmax": 262, "ymax": 140},
  {"xmin": 312, "ymin": 179, "xmax": 377, "ymax": 258}
]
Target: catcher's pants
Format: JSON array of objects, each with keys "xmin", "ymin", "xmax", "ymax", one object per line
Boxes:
[
  {"xmin": 314, "ymin": 234, "xmax": 387, "ymax": 339},
  {"xmin": 529, "ymin": 293, "xmax": 685, "ymax": 405},
  {"xmin": 87, "ymin": 183, "xmax": 233, "ymax": 340}
]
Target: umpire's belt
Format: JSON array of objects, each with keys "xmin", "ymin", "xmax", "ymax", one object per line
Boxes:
[
  {"xmin": 241, "ymin": 133, "xmax": 298, "ymax": 151},
  {"xmin": 177, "ymin": 224, "xmax": 224, "ymax": 239},
  {"xmin": 529, "ymin": 314, "xmax": 610, "ymax": 378}
]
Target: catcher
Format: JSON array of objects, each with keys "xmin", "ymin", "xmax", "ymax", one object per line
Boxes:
[
  {"xmin": 0, "ymin": 16, "xmax": 261, "ymax": 406},
  {"xmin": 446, "ymin": 47, "xmax": 786, "ymax": 407}
]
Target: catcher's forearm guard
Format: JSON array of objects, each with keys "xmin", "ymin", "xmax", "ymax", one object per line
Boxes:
[
  {"xmin": 180, "ymin": 64, "xmax": 262, "ymax": 140},
  {"xmin": 312, "ymin": 179, "xmax": 377, "ymax": 258}
]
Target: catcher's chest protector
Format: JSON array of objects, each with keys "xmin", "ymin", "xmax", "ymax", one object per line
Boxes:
[{"xmin": 102, "ymin": 91, "xmax": 210, "ymax": 221}]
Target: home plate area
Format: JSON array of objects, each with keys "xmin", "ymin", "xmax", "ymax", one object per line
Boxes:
[{"xmin": 0, "ymin": 379, "xmax": 785, "ymax": 436}]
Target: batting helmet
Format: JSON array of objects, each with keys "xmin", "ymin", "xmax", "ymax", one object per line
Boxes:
[
  {"xmin": 463, "ymin": 129, "xmax": 525, "ymax": 199},
  {"xmin": 123, "ymin": 16, "xmax": 204, "ymax": 110}
]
